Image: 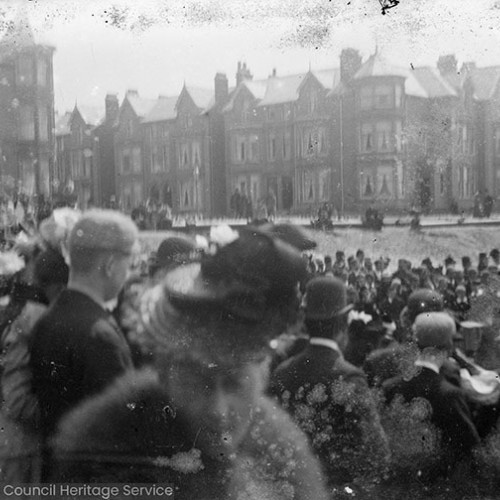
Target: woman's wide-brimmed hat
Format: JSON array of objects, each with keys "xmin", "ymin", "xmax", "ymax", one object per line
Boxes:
[{"xmin": 141, "ymin": 226, "xmax": 308, "ymax": 339}]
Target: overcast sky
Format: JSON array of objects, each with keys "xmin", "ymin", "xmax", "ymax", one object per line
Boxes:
[{"xmin": 3, "ymin": 0, "xmax": 500, "ymax": 113}]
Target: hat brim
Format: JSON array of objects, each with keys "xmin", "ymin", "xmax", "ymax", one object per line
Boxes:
[
  {"xmin": 164, "ymin": 263, "xmax": 223, "ymax": 304},
  {"xmin": 306, "ymin": 303, "xmax": 354, "ymax": 321}
]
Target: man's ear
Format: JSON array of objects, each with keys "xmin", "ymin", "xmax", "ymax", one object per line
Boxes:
[{"xmin": 102, "ymin": 253, "xmax": 115, "ymax": 277}]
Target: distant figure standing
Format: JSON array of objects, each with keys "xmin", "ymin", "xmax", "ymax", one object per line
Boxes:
[
  {"xmin": 266, "ymin": 188, "xmax": 277, "ymax": 222},
  {"xmin": 484, "ymin": 191, "xmax": 494, "ymax": 218},
  {"xmin": 229, "ymin": 188, "xmax": 241, "ymax": 218}
]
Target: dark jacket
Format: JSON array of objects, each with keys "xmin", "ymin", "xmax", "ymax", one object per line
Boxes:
[
  {"xmin": 51, "ymin": 369, "xmax": 329, "ymax": 500},
  {"xmin": 269, "ymin": 341, "xmax": 390, "ymax": 486},
  {"xmin": 30, "ymin": 289, "xmax": 133, "ymax": 440},
  {"xmin": 383, "ymin": 366, "xmax": 480, "ymax": 471}
]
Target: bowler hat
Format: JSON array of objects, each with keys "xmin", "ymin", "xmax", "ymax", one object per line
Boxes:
[
  {"xmin": 413, "ymin": 312, "xmax": 455, "ymax": 351},
  {"xmin": 260, "ymin": 223, "xmax": 317, "ymax": 251},
  {"xmin": 304, "ymin": 276, "xmax": 353, "ymax": 321},
  {"xmin": 156, "ymin": 235, "xmax": 196, "ymax": 269},
  {"xmin": 407, "ymin": 289, "xmax": 444, "ymax": 323}
]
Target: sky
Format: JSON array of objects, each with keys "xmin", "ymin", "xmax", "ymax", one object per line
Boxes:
[{"xmin": 2, "ymin": 0, "xmax": 500, "ymax": 113}]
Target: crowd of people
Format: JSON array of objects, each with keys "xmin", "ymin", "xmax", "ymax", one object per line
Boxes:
[{"xmin": 0, "ymin": 208, "xmax": 499, "ymax": 499}]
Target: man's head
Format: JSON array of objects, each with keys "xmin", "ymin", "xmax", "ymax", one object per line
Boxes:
[
  {"xmin": 413, "ymin": 312, "xmax": 455, "ymax": 356},
  {"xmin": 303, "ymin": 276, "xmax": 353, "ymax": 339},
  {"xmin": 33, "ymin": 248, "xmax": 69, "ymax": 302},
  {"xmin": 68, "ymin": 210, "xmax": 138, "ymax": 302},
  {"xmin": 335, "ymin": 250, "xmax": 345, "ymax": 263},
  {"xmin": 406, "ymin": 288, "xmax": 444, "ymax": 323},
  {"xmin": 490, "ymin": 248, "xmax": 500, "ymax": 265}
]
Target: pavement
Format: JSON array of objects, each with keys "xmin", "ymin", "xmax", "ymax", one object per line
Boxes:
[{"xmin": 160, "ymin": 214, "xmax": 500, "ymax": 231}]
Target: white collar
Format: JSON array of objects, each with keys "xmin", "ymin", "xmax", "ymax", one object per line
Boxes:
[
  {"xmin": 414, "ymin": 359, "xmax": 440, "ymax": 374},
  {"xmin": 309, "ymin": 337, "xmax": 342, "ymax": 354}
]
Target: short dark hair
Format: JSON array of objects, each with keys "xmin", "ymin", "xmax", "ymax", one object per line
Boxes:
[
  {"xmin": 34, "ymin": 248, "xmax": 69, "ymax": 287},
  {"xmin": 69, "ymin": 247, "xmax": 111, "ymax": 274}
]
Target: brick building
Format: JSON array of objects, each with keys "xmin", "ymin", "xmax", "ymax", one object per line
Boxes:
[
  {"xmin": 51, "ymin": 51, "xmax": 500, "ymax": 217},
  {"xmin": 0, "ymin": 14, "xmax": 55, "ymax": 201},
  {"xmin": 54, "ymin": 104, "xmax": 103, "ymax": 209}
]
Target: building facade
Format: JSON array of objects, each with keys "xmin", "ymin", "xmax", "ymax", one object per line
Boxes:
[
  {"xmin": 49, "ymin": 51, "xmax": 500, "ymax": 217},
  {"xmin": 0, "ymin": 16, "xmax": 55, "ymax": 203}
]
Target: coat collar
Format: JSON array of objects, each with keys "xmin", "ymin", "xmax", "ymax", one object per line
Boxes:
[{"xmin": 309, "ymin": 337, "xmax": 342, "ymax": 354}]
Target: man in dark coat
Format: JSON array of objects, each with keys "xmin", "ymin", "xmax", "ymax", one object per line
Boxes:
[
  {"xmin": 270, "ymin": 276, "xmax": 390, "ymax": 488},
  {"xmin": 30, "ymin": 210, "xmax": 138, "ymax": 474},
  {"xmin": 383, "ymin": 312, "xmax": 480, "ymax": 478}
]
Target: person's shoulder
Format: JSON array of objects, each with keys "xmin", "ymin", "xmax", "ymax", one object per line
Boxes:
[
  {"xmin": 333, "ymin": 355, "xmax": 366, "ymax": 381},
  {"xmin": 53, "ymin": 369, "xmax": 170, "ymax": 456}
]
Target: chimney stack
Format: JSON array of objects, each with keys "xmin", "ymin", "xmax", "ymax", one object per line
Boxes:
[
  {"xmin": 214, "ymin": 72, "xmax": 229, "ymax": 106},
  {"xmin": 460, "ymin": 61, "xmax": 476, "ymax": 75},
  {"xmin": 236, "ymin": 61, "xmax": 253, "ymax": 86},
  {"xmin": 437, "ymin": 55, "xmax": 458, "ymax": 75},
  {"xmin": 105, "ymin": 93, "xmax": 119, "ymax": 124},
  {"xmin": 340, "ymin": 48, "xmax": 362, "ymax": 83}
]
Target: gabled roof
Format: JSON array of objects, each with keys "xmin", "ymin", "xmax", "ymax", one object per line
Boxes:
[
  {"xmin": 143, "ymin": 96, "xmax": 178, "ymax": 123},
  {"xmin": 258, "ymin": 73, "xmax": 307, "ymax": 106},
  {"xmin": 54, "ymin": 112, "xmax": 72, "ymax": 137},
  {"xmin": 441, "ymin": 65, "xmax": 500, "ymax": 101},
  {"xmin": 243, "ymin": 80, "xmax": 268, "ymax": 100},
  {"xmin": 222, "ymin": 79, "xmax": 267, "ymax": 112},
  {"xmin": 312, "ymin": 69, "xmax": 340, "ymax": 91},
  {"xmin": 410, "ymin": 67, "xmax": 457, "ymax": 98},
  {"xmin": 125, "ymin": 92, "xmax": 157, "ymax": 118},
  {"xmin": 76, "ymin": 105, "xmax": 105, "ymax": 127},
  {"xmin": 355, "ymin": 52, "xmax": 408, "ymax": 79},
  {"xmin": 183, "ymin": 86, "xmax": 214, "ymax": 111},
  {"xmin": 469, "ymin": 67, "xmax": 500, "ymax": 100}
]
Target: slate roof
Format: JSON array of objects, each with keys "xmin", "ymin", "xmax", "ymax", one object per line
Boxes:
[
  {"xmin": 258, "ymin": 73, "xmax": 307, "ymax": 106},
  {"xmin": 143, "ymin": 96, "xmax": 178, "ymax": 123},
  {"xmin": 354, "ymin": 52, "xmax": 408, "ymax": 79},
  {"xmin": 126, "ymin": 92, "xmax": 157, "ymax": 118},
  {"xmin": 184, "ymin": 86, "xmax": 215, "ymax": 111},
  {"xmin": 354, "ymin": 52, "xmax": 457, "ymax": 99},
  {"xmin": 313, "ymin": 68, "xmax": 340, "ymax": 91},
  {"xmin": 469, "ymin": 66, "xmax": 500, "ymax": 100},
  {"xmin": 410, "ymin": 67, "xmax": 457, "ymax": 98},
  {"xmin": 77, "ymin": 105, "xmax": 105, "ymax": 127}
]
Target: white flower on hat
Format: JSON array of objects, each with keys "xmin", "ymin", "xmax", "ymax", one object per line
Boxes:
[
  {"xmin": 0, "ymin": 250, "xmax": 25, "ymax": 276},
  {"xmin": 347, "ymin": 310, "xmax": 373, "ymax": 325},
  {"xmin": 209, "ymin": 225, "xmax": 239, "ymax": 248}
]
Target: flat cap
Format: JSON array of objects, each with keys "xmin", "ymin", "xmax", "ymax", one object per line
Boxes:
[{"xmin": 69, "ymin": 209, "xmax": 138, "ymax": 254}]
